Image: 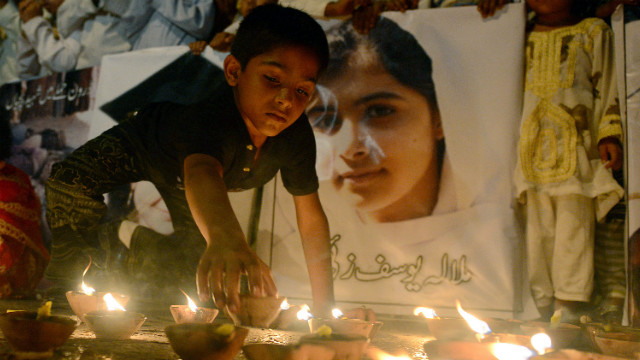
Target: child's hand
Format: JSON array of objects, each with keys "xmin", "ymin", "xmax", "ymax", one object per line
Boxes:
[
  {"xmin": 209, "ymin": 32, "xmax": 235, "ymax": 52},
  {"xmin": 477, "ymin": 0, "xmax": 509, "ymax": 19},
  {"xmin": 385, "ymin": 0, "xmax": 418, "ymax": 12},
  {"xmin": 352, "ymin": 0, "xmax": 383, "ymax": 35},
  {"xmin": 189, "ymin": 40, "xmax": 208, "ymax": 55},
  {"xmin": 18, "ymin": 0, "xmax": 43, "ymax": 23},
  {"xmin": 598, "ymin": 136, "xmax": 623, "ymax": 170},
  {"xmin": 596, "ymin": 0, "xmax": 639, "ymax": 19},
  {"xmin": 324, "ymin": 0, "xmax": 355, "ymax": 17}
]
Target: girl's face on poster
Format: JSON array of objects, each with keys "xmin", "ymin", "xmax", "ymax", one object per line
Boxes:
[{"xmin": 307, "ymin": 61, "xmax": 444, "ymax": 222}]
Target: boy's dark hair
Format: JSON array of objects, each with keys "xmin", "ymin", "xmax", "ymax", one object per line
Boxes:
[{"xmin": 231, "ymin": 4, "xmax": 329, "ymax": 75}]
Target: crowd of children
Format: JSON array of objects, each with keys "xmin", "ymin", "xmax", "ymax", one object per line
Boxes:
[{"xmin": 0, "ymin": 0, "xmax": 638, "ymax": 325}]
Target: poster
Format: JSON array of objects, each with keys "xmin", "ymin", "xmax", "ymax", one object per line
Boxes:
[
  {"xmin": 1, "ymin": 68, "xmax": 99, "ymax": 249},
  {"xmin": 256, "ymin": 4, "xmax": 534, "ymax": 318}
]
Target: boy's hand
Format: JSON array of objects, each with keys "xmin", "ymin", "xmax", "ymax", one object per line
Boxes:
[
  {"xmin": 209, "ymin": 32, "xmax": 235, "ymax": 52},
  {"xmin": 385, "ymin": 0, "xmax": 418, "ymax": 12},
  {"xmin": 352, "ymin": 0, "xmax": 383, "ymax": 35},
  {"xmin": 196, "ymin": 242, "xmax": 278, "ymax": 313},
  {"xmin": 189, "ymin": 40, "xmax": 208, "ymax": 55},
  {"xmin": 325, "ymin": 0, "xmax": 355, "ymax": 17},
  {"xmin": 477, "ymin": 0, "xmax": 509, "ymax": 18},
  {"xmin": 18, "ymin": 0, "xmax": 43, "ymax": 22},
  {"xmin": 598, "ymin": 136, "xmax": 623, "ymax": 170}
]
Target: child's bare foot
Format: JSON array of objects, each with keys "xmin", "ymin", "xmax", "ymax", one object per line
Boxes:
[{"xmin": 189, "ymin": 40, "xmax": 208, "ymax": 55}]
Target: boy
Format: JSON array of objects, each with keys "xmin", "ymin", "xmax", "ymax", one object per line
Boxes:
[{"xmin": 44, "ymin": 3, "xmax": 335, "ymax": 316}]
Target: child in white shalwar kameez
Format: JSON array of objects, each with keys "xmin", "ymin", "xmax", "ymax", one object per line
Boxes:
[
  {"xmin": 515, "ymin": 0, "xmax": 624, "ymax": 323},
  {"xmin": 18, "ymin": 0, "xmax": 130, "ymax": 73}
]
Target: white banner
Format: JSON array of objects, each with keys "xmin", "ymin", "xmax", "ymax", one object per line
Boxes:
[{"xmin": 256, "ymin": 4, "xmax": 536, "ymax": 318}]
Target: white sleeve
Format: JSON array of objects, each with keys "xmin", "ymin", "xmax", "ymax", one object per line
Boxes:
[
  {"xmin": 21, "ymin": 17, "xmax": 81, "ymax": 73},
  {"xmin": 150, "ymin": 0, "xmax": 215, "ymax": 38}
]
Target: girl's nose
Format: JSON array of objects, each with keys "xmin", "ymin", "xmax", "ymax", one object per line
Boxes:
[{"xmin": 336, "ymin": 120, "xmax": 370, "ymax": 161}]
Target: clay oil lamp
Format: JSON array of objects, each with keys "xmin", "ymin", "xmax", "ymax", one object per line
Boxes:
[
  {"xmin": 423, "ymin": 302, "xmax": 548, "ymax": 360},
  {"xmin": 366, "ymin": 346, "xmax": 413, "ymax": 360},
  {"xmin": 270, "ymin": 300, "xmax": 309, "ymax": 331},
  {"xmin": 591, "ymin": 325, "xmax": 640, "ymax": 358},
  {"xmin": 170, "ymin": 289, "xmax": 218, "ymax": 324},
  {"xmin": 0, "ymin": 301, "xmax": 77, "ymax": 359},
  {"xmin": 84, "ymin": 293, "xmax": 146, "ymax": 340},
  {"xmin": 424, "ymin": 340, "xmax": 536, "ymax": 360},
  {"xmin": 520, "ymin": 321, "xmax": 582, "ymax": 350},
  {"xmin": 165, "ymin": 322, "xmax": 249, "ymax": 360},
  {"xmin": 414, "ymin": 305, "xmax": 476, "ymax": 341},
  {"xmin": 66, "ymin": 259, "xmax": 130, "ymax": 323},
  {"xmin": 308, "ymin": 307, "xmax": 383, "ymax": 339},
  {"xmin": 224, "ymin": 294, "xmax": 286, "ymax": 328},
  {"xmin": 243, "ymin": 343, "xmax": 336, "ymax": 360},
  {"xmin": 298, "ymin": 324, "xmax": 369, "ymax": 360},
  {"xmin": 529, "ymin": 348, "xmax": 634, "ymax": 359}
]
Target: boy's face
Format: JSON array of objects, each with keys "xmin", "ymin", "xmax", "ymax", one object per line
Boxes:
[{"xmin": 226, "ymin": 45, "xmax": 320, "ymax": 138}]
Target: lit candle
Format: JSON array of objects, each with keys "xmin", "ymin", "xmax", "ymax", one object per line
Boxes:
[
  {"xmin": 456, "ymin": 300, "xmax": 492, "ymax": 341},
  {"xmin": 413, "ymin": 307, "xmax": 438, "ymax": 319},
  {"xmin": 531, "ymin": 333, "xmax": 552, "ymax": 355},
  {"xmin": 297, "ymin": 304, "xmax": 313, "ymax": 321}
]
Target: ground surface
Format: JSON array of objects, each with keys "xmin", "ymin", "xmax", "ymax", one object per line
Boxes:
[{"xmin": 0, "ymin": 295, "xmax": 435, "ymax": 360}]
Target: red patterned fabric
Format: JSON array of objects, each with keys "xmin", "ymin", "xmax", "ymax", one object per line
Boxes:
[{"xmin": 0, "ymin": 161, "xmax": 49, "ymax": 298}]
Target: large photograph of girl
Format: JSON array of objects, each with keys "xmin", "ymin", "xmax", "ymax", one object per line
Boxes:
[{"xmin": 256, "ymin": 4, "xmax": 533, "ymax": 318}]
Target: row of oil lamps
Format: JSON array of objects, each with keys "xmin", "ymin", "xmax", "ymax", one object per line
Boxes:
[{"xmin": 0, "ymin": 262, "xmax": 638, "ymax": 359}]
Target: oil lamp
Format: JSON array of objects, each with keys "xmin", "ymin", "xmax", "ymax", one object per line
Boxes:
[
  {"xmin": 83, "ymin": 293, "xmax": 146, "ymax": 340},
  {"xmin": 169, "ymin": 289, "xmax": 218, "ymax": 324}
]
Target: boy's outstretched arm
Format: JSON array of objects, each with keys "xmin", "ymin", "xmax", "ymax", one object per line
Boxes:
[
  {"xmin": 184, "ymin": 153, "xmax": 277, "ymax": 313},
  {"xmin": 293, "ymin": 192, "xmax": 335, "ymax": 318}
]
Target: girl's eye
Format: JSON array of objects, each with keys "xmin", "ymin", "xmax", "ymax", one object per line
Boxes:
[
  {"xmin": 365, "ymin": 104, "xmax": 395, "ymax": 118},
  {"xmin": 310, "ymin": 112, "xmax": 341, "ymax": 135},
  {"xmin": 297, "ymin": 88, "xmax": 310, "ymax": 97}
]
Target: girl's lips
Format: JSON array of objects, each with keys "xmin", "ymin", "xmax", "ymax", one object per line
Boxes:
[{"xmin": 340, "ymin": 168, "xmax": 384, "ymax": 185}]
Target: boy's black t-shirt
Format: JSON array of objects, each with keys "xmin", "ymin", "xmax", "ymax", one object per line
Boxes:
[{"xmin": 128, "ymin": 81, "xmax": 319, "ymax": 196}]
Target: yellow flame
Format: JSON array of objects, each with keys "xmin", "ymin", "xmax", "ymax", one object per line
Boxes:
[
  {"xmin": 280, "ymin": 299, "xmax": 291, "ymax": 310},
  {"xmin": 104, "ymin": 293, "xmax": 126, "ymax": 311},
  {"xmin": 413, "ymin": 307, "xmax": 438, "ymax": 319},
  {"xmin": 456, "ymin": 300, "xmax": 491, "ymax": 335},
  {"xmin": 332, "ymin": 308, "xmax": 345, "ymax": 319},
  {"xmin": 80, "ymin": 258, "xmax": 96, "ymax": 295},
  {"xmin": 490, "ymin": 343, "xmax": 535, "ymax": 360},
  {"xmin": 367, "ymin": 346, "xmax": 412, "ymax": 360},
  {"xmin": 180, "ymin": 289, "xmax": 198, "ymax": 312},
  {"xmin": 297, "ymin": 304, "xmax": 313, "ymax": 320},
  {"xmin": 531, "ymin": 333, "xmax": 552, "ymax": 354}
]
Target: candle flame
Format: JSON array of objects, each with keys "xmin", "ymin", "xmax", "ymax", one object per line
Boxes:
[
  {"xmin": 413, "ymin": 307, "xmax": 438, "ymax": 319},
  {"xmin": 531, "ymin": 333, "xmax": 552, "ymax": 354},
  {"xmin": 281, "ymin": 299, "xmax": 291, "ymax": 310},
  {"xmin": 367, "ymin": 346, "xmax": 412, "ymax": 360},
  {"xmin": 104, "ymin": 293, "xmax": 126, "ymax": 311},
  {"xmin": 297, "ymin": 304, "xmax": 313, "ymax": 320},
  {"xmin": 490, "ymin": 343, "xmax": 535, "ymax": 360},
  {"xmin": 456, "ymin": 300, "xmax": 491, "ymax": 335},
  {"xmin": 332, "ymin": 308, "xmax": 345, "ymax": 319},
  {"xmin": 80, "ymin": 258, "xmax": 96, "ymax": 295},
  {"xmin": 180, "ymin": 289, "xmax": 198, "ymax": 312}
]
